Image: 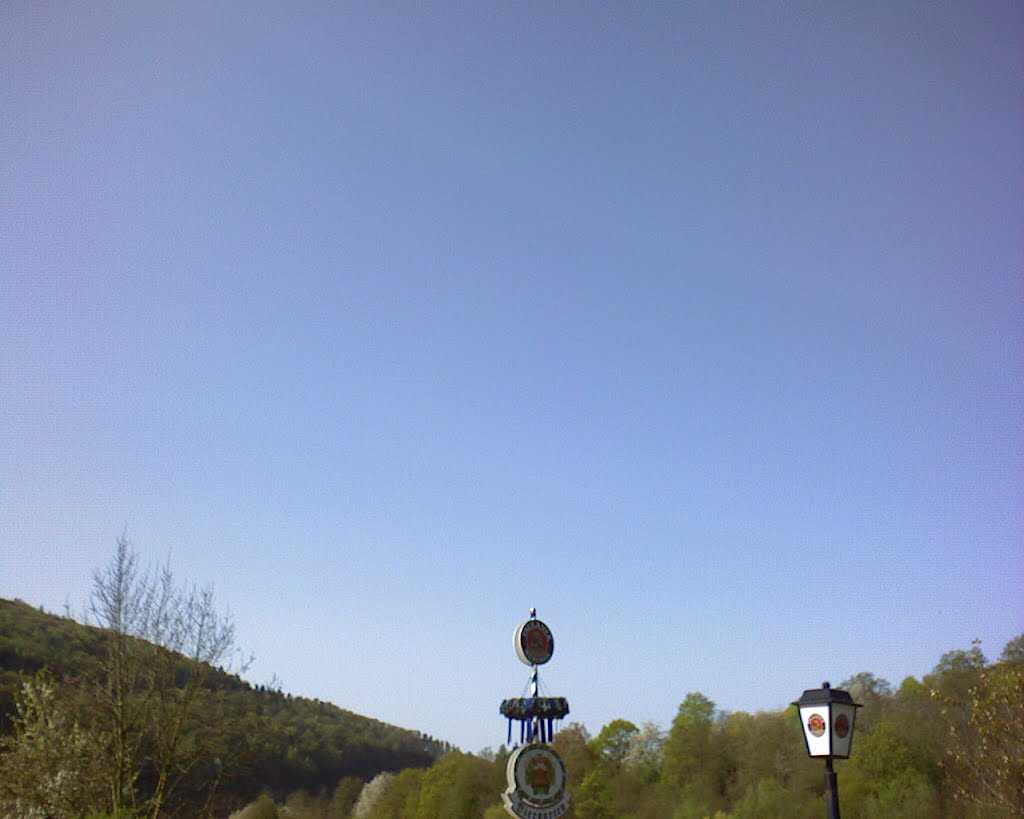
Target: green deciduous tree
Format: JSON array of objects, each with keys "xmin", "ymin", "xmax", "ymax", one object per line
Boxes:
[
  {"xmin": 926, "ymin": 640, "xmax": 986, "ymax": 702},
  {"xmin": 329, "ymin": 775, "xmax": 364, "ymax": 818},
  {"xmin": 732, "ymin": 777, "xmax": 813, "ymax": 819},
  {"xmin": 364, "ymin": 767, "xmax": 424, "ymax": 818},
  {"xmin": 721, "ymin": 706, "xmax": 817, "ymax": 807},
  {"xmin": 575, "ymin": 766, "xmax": 615, "ymax": 819},
  {"xmin": 842, "ymin": 720, "xmax": 939, "ymax": 818},
  {"xmin": 1000, "ymin": 633, "xmax": 1024, "ymax": 665},
  {"xmin": 663, "ymin": 692, "xmax": 725, "ymax": 810},
  {"xmin": 552, "ymin": 722, "xmax": 596, "ymax": 793},
  {"xmin": 591, "ymin": 718, "xmax": 639, "ymax": 768},
  {"xmin": 414, "ymin": 752, "xmax": 496, "ymax": 819}
]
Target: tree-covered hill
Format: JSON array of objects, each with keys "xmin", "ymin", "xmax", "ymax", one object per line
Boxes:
[
  {"xmin": 0, "ymin": 595, "xmax": 450, "ymax": 816},
  {"xmin": 234, "ymin": 635, "xmax": 1023, "ymax": 819}
]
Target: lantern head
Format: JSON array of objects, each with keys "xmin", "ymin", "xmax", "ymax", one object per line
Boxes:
[{"xmin": 793, "ymin": 682, "xmax": 861, "ymax": 759}]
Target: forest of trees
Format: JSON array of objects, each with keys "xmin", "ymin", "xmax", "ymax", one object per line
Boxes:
[
  {"xmin": 225, "ymin": 633, "xmax": 1023, "ymax": 819},
  {"xmin": 1, "ymin": 541, "xmax": 1021, "ymax": 818}
]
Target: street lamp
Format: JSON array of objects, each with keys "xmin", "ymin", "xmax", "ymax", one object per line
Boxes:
[{"xmin": 794, "ymin": 682, "xmax": 862, "ymax": 819}]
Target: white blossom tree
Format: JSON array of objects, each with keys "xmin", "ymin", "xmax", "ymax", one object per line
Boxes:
[
  {"xmin": 351, "ymin": 772, "xmax": 394, "ymax": 818},
  {"xmin": 0, "ymin": 673, "xmax": 108, "ymax": 817}
]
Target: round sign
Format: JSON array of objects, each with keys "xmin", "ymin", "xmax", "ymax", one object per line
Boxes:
[
  {"xmin": 515, "ymin": 619, "xmax": 554, "ymax": 666},
  {"xmin": 503, "ymin": 744, "xmax": 571, "ymax": 819},
  {"xmin": 834, "ymin": 713, "xmax": 850, "ymax": 738},
  {"xmin": 807, "ymin": 713, "xmax": 826, "ymax": 738}
]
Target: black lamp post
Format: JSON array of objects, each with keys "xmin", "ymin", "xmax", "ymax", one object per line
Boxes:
[{"xmin": 794, "ymin": 682, "xmax": 862, "ymax": 819}]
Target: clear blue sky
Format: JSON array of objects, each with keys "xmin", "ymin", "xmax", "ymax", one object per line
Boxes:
[{"xmin": 3, "ymin": 1, "xmax": 1021, "ymax": 754}]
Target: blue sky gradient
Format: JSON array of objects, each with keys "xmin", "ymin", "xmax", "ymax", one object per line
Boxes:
[{"xmin": 3, "ymin": 2, "xmax": 1022, "ymax": 752}]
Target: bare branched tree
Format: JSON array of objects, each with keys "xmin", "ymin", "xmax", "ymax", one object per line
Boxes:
[{"xmin": 87, "ymin": 536, "xmax": 250, "ymax": 818}]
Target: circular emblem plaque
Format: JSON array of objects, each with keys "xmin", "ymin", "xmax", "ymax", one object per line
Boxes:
[
  {"xmin": 807, "ymin": 713, "xmax": 826, "ymax": 738},
  {"xmin": 503, "ymin": 744, "xmax": 571, "ymax": 818},
  {"xmin": 515, "ymin": 619, "xmax": 554, "ymax": 666},
  {"xmin": 834, "ymin": 713, "xmax": 850, "ymax": 738}
]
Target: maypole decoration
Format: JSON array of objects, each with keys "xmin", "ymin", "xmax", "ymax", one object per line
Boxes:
[{"xmin": 499, "ymin": 608, "xmax": 572, "ymax": 819}]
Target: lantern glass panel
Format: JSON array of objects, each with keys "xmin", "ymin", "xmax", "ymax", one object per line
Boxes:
[
  {"xmin": 830, "ymin": 702, "xmax": 857, "ymax": 759},
  {"xmin": 799, "ymin": 706, "xmax": 832, "ymax": 757}
]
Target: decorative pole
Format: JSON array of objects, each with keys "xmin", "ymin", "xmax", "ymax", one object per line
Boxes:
[
  {"xmin": 499, "ymin": 609, "xmax": 572, "ymax": 819},
  {"xmin": 529, "ymin": 607, "xmax": 539, "ymax": 743}
]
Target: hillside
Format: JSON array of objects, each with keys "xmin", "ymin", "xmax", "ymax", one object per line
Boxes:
[{"xmin": 0, "ymin": 597, "xmax": 450, "ymax": 814}]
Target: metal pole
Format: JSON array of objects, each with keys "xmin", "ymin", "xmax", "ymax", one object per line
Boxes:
[
  {"xmin": 530, "ymin": 663, "xmax": 539, "ymax": 742},
  {"xmin": 824, "ymin": 757, "xmax": 841, "ymax": 819},
  {"xmin": 528, "ymin": 608, "xmax": 539, "ymax": 743}
]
